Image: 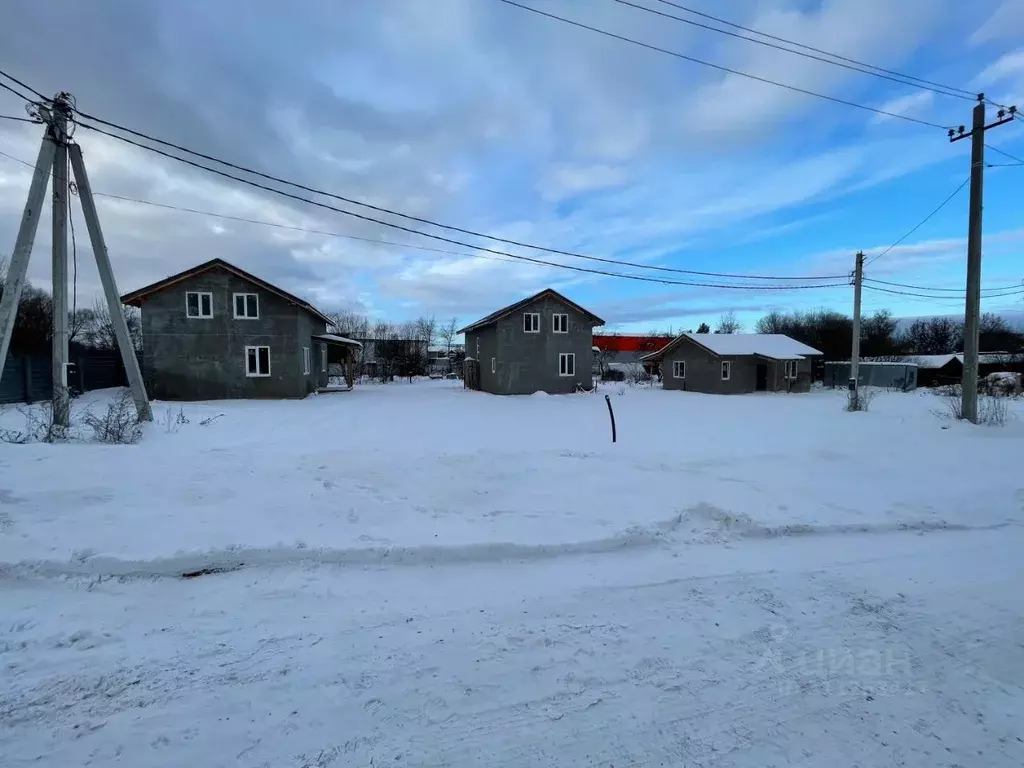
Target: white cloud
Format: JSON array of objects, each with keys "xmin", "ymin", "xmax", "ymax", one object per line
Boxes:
[
  {"xmin": 976, "ymin": 49, "xmax": 1024, "ymax": 84},
  {"xmin": 872, "ymin": 92, "xmax": 934, "ymax": 123}
]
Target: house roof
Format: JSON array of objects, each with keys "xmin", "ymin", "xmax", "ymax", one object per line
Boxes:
[
  {"xmin": 120, "ymin": 258, "xmax": 334, "ymax": 327},
  {"xmin": 313, "ymin": 334, "xmax": 363, "ymax": 348},
  {"xmin": 458, "ymin": 288, "xmax": 605, "ymax": 334},
  {"xmin": 641, "ymin": 333, "xmax": 822, "ymax": 361},
  {"xmin": 593, "ymin": 334, "xmax": 675, "ymax": 353}
]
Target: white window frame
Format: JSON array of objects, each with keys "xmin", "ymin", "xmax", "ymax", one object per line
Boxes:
[
  {"xmin": 302, "ymin": 346, "xmax": 311, "ymax": 375},
  {"xmin": 185, "ymin": 291, "xmax": 213, "ymax": 319},
  {"xmin": 524, "ymin": 312, "xmax": 540, "ymax": 333},
  {"xmin": 233, "ymin": 292, "xmax": 259, "ymax": 319},
  {"xmin": 245, "ymin": 345, "xmax": 271, "ymax": 378},
  {"xmin": 321, "ymin": 345, "xmax": 327, "ymax": 373},
  {"xmin": 552, "ymin": 313, "xmax": 568, "ymax": 333},
  {"xmin": 491, "ymin": 357, "xmax": 496, "ymax": 373},
  {"xmin": 721, "ymin": 361, "xmax": 731, "ymax": 381},
  {"xmin": 672, "ymin": 360, "xmax": 686, "ymax": 379},
  {"xmin": 785, "ymin": 360, "xmax": 799, "ymax": 379},
  {"xmin": 558, "ymin": 352, "xmax": 575, "ymax": 377}
]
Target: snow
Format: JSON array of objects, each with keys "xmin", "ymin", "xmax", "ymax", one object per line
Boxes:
[
  {"xmin": 650, "ymin": 332, "xmax": 822, "ymax": 360},
  {"xmin": 2, "ymin": 382, "xmax": 1024, "ymax": 766},
  {"xmin": 314, "ymin": 333, "xmax": 362, "ymax": 347}
]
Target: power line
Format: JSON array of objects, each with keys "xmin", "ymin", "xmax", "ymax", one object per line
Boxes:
[
  {"xmin": 0, "ymin": 68, "xmax": 50, "ymax": 103},
  {"xmin": 496, "ymin": 0, "xmax": 951, "ymax": 130},
  {"xmin": 863, "ymin": 283, "xmax": 1024, "ymax": 300},
  {"xmin": 612, "ymin": 0, "xmax": 975, "ymax": 102},
  {"xmin": 67, "ymin": 109, "xmax": 843, "ymax": 281},
  {"xmin": 0, "ymin": 114, "xmax": 40, "ymax": 124},
  {"xmin": 986, "ymin": 143, "xmax": 1024, "ymax": 165},
  {"xmin": 73, "ymin": 121, "xmax": 856, "ymax": 291},
  {"xmin": 865, "ymin": 277, "xmax": 1022, "ymax": 293},
  {"xmin": 644, "ymin": 0, "xmax": 977, "ymax": 100},
  {"xmin": 0, "ymin": 144, "xmax": 845, "ymax": 285},
  {"xmin": 864, "ymin": 177, "xmax": 970, "ymax": 267},
  {"xmin": 0, "ymin": 79, "xmax": 36, "ymax": 103}
]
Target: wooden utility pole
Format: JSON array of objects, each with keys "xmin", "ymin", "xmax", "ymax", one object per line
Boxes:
[
  {"xmin": 849, "ymin": 251, "xmax": 864, "ymax": 409},
  {"xmin": 0, "ymin": 91, "xmax": 152, "ymax": 422},
  {"xmin": 949, "ymin": 95, "xmax": 1017, "ymax": 423}
]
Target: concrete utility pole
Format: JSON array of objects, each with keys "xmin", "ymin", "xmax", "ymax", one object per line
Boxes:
[
  {"xmin": 50, "ymin": 96, "xmax": 72, "ymax": 429},
  {"xmin": 849, "ymin": 250, "xmax": 864, "ymax": 409},
  {"xmin": 0, "ymin": 91, "xmax": 152, "ymax": 422},
  {"xmin": 949, "ymin": 96, "xmax": 1017, "ymax": 423}
]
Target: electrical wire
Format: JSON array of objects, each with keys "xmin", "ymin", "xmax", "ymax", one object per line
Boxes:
[
  {"xmin": 0, "ymin": 80, "xmax": 36, "ymax": 103},
  {"xmin": 496, "ymin": 0, "xmax": 952, "ymax": 131},
  {"xmin": 77, "ymin": 122, "xmax": 858, "ymax": 291},
  {"xmin": 0, "ymin": 68, "xmax": 50, "ymax": 103},
  {"xmin": 863, "ymin": 284, "xmax": 1024, "ymax": 300},
  {"xmin": 865, "ymin": 277, "xmax": 1023, "ymax": 293},
  {"xmin": 0, "ymin": 146, "xmax": 848, "ymax": 282},
  {"xmin": 68, "ymin": 155, "xmax": 78, "ymax": 327},
  {"xmin": 612, "ymin": 0, "xmax": 975, "ymax": 101},
  {"xmin": 70, "ymin": 111, "xmax": 847, "ymax": 281},
  {"xmin": 864, "ymin": 177, "xmax": 970, "ymax": 267},
  {"xmin": 986, "ymin": 144, "xmax": 1024, "ymax": 165},
  {"xmin": 0, "ymin": 114, "xmax": 40, "ymax": 124},
  {"xmin": 645, "ymin": 0, "xmax": 978, "ymax": 100}
]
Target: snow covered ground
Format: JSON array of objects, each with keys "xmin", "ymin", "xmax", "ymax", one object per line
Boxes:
[{"xmin": 2, "ymin": 382, "xmax": 1023, "ymax": 766}]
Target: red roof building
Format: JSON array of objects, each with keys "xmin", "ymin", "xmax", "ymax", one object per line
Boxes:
[{"xmin": 593, "ymin": 334, "xmax": 674, "ymax": 355}]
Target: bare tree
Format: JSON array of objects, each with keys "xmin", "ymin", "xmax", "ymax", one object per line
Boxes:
[
  {"xmin": 438, "ymin": 316, "xmax": 459, "ymax": 355},
  {"xmin": 715, "ymin": 311, "xmax": 742, "ymax": 334},
  {"xmin": 80, "ymin": 297, "xmax": 142, "ymax": 352}
]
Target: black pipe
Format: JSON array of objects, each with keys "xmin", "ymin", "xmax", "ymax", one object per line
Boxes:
[{"xmin": 604, "ymin": 394, "xmax": 617, "ymax": 443}]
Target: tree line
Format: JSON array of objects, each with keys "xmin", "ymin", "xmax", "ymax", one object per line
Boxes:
[
  {"xmin": 329, "ymin": 311, "xmax": 464, "ymax": 382},
  {"xmin": 0, "ymin": 262, "xmax": 141, "ymax": 355},
  {"xmin": 598, "ymin": 308, "xmax": 1024, "ymax": 361}
]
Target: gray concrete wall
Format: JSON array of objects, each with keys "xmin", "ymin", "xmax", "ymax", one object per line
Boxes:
[
  {"xmin": 660, "ymin": 337, "xmax": 815, "ymax": 394},
  {"xmin": 490, "ymin": 295, "xmax": 594, "ymax": 395},
  {"xmin": 139, "ymin": 267, "xmax": 320, "ymax": 400}
]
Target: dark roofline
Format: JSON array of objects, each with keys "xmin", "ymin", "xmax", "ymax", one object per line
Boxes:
[
  {"xmin": 458, "ymin": 288, "xmax": 605, "ymax": 334},
  {"xmin": 120, "ymin": 258, "xmax": 334, "ymax": 326},
  {"xmin": 639, "ymin": 333, "xmax": 710, "ymax": 362}
]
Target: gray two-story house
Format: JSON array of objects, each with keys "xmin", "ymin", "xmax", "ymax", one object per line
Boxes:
[
  {"xmin": 459, "ymin": 289, "xmax": 604, "ymax": 395},
  {"xmin": 121, "ymin": 258, "xmax": 361, "ymax": 400}
]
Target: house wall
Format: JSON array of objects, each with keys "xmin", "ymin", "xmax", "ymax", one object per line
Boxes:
[
  {"xmin": 660, "ymin": 337, "xmax": 814, "ymax": 394},
  {"xmin": 491, "ymin": 295, "xmax": 594, "ymax": 395},
  {"xmin": 463, "ymin": 326, "xmax": 498, "ymax": 392},
  {"xmin": 139, "ymin": 267, "xmax": 319, "ymax": 400},
  {"xmin": 295, "ymin": 311, "xmax": 330, "ymax": 393}
]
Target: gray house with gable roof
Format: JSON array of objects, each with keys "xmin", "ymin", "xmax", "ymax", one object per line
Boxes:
[
  {"xmin": 459, "ymin": 288, "xmax": 605, "ymax": 395},
  {"xmin": 121, "ymin": 258, "xmax": 361, "ymax": 400}
]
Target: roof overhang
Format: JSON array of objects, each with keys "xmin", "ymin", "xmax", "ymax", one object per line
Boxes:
[{"xmin": 313, "ymin": 334, "xmax": 363, "ymax": 348}]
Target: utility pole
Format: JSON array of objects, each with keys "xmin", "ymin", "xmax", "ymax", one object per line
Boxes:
[
  {"xmin": 50, "ymin": 96, "xmax": 72, "ymax": 429},
  {"xmin": 0, "ymin": 91, "xmax": 152, "ymax": 423},
  {"xmin": 949, "ymin": 95, "xmax": 1017, "ymax": 423},
  {"xmin": 849, "ymin": 251, "xmax": 864, "ymax": 410}
]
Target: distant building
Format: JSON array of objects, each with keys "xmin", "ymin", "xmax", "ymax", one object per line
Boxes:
[
  {"xmin": 592, "ymin": 334, "xmax": 674, "ymax": 379},
  {"xmin": 640, "ymin": 333, "xmax": 822, "ymax": 394}
]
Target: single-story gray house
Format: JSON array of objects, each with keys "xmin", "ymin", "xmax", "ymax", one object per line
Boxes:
[
  {"xmin": 121, "ymin": 258, "xmax": 361, "ymax": 400},
  {"xmin": 641, "ymin": 333, "xmax": 822, "ymax": 394},
  {"xmin": 459, "ymin": 288, "xmax": 605, "ymax": 394}
]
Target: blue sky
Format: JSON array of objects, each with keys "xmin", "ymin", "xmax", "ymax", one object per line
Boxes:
[{"xmin": 0, "ymin": 0, "xmax": 1022, "ymax": 334}]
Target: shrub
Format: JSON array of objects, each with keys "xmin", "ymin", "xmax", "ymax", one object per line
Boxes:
[
  {"xmin": 844, "ymin": 387, "xmax": 877, "ymax": 412},
  {"xmin": 81, "ymin": 390, "xmax": 143, "ymax": 444}
]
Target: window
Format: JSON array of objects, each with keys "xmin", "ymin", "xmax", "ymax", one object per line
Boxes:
[
  {"xmin": 302, "ymin": 346, "xmax": 311, "ymax": 375},
  {"xmin": 524, "ymin": 313, "xmax": 540, "ymax": 333},
  {"xmin": 491, "ymin": 357, "xmax": 496, "ymax": 373},
  {"xmin": 552, "ymin": 313, "xmax": 568, "ymax": 333},
  {"xmin": 245, "ymin": 346, "xmax": 271, "ymax": 377},
  {"xmin": 672, "ymin": 360, "xmax": 686, "ymax": 379},
  {"xmin": 721, "ymin": 361, "xmax": 731, "ymax": 381},
  {"xmin": 321, "ymin": 346, "xmax": 327, "ymax": 372},
  {"xmin": 186, "ymin": 291, "xmax": 213, "ymax": 319},
  {"xmin": 785, "ymin": 360, "xmax": 799, "ymax": 379},
  {"xmin": 558, "ymin": 352, "xmax": 575, "ymax": 377},
  {"xmin": 233, "ymin": 293, "xmax": 259, "ymax": 319}
]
